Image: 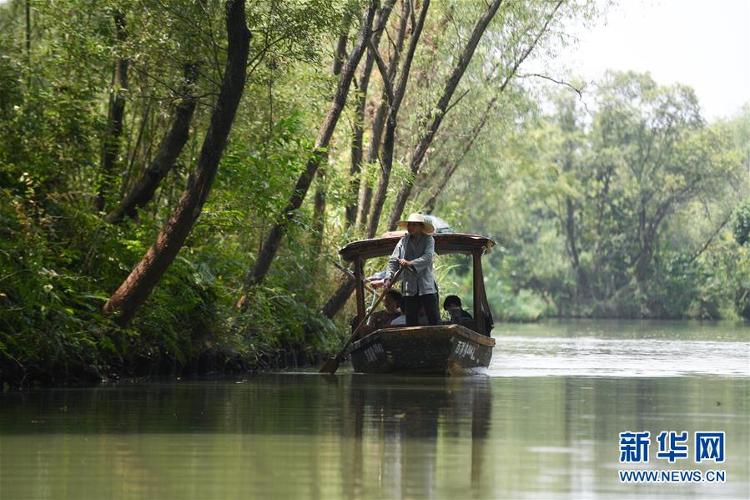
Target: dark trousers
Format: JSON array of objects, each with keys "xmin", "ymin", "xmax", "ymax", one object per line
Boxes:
[{"xmin": 403, "ymin": 293, "xmax": 440, "ymax": 326}]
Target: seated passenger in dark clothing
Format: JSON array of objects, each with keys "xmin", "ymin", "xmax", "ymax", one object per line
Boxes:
[
  {"xmin": 368, "ymin": 290, "xmax": 403, "ymax": 329},
  {"xmin": 443, "ymin": 295, "xmax": 472, "ymax": 324}
]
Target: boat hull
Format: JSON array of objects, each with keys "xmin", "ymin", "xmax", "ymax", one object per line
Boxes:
[{"xmin": 348, "ymin": 324, "xmax": 495, "ymax": 375}]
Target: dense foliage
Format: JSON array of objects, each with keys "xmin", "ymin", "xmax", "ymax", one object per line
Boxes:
[
  {"xmin": 435, "ymin": 80, "xmax": 750, "ymax": 321},
  {"xmin": 0, "ymin": 0, "xmax": 746, "ymax": 385}
]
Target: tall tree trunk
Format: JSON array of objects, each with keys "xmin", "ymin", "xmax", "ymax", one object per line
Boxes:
[
  {"xmin": 353, "ymin": 108, "xmax": 381, "ymax": 229},
  {"xmin": 318, "ymin": 1, "xmax": 417, "ymax": 321},
  {"xmin": 346, "ymin": 95, "xmax": 365, "ymax": 228},
  {"xmin": 96, "ymin": 11, "xmax": 129, "ymax": 212},
  {"xmin": 324, "ymin": 0, "xmax": 560, "ymax": 318},
  {"xmin": 345, "ymin": 1, "xmax": 395, "ymax": 227},
  {"xmin": 105, "ymin": 63, "xmax": 199, "ymax": 224},
  {"xmin": 635, "ymin": 206, "xmax": 663, "ymax": 291},
  {"xmin": 322, "ymin": 1, "xmax": 429, "ymax": 318},
  {"xmin": 320, "ymin": 1, "xmax": 405, "ymax": 321},
  {"xmin": 563, "ymin": 195, "xmax": 591, "ymax": 301},
  {"xmin": 311, "ymin": 163, "xmax": 328, "ymax": 256},
  {"xmin": 420, "ymin": 0, "xmax": 563, "ymax": 213},
  {"xmin": 355, "ymin": 0, "xmax": 409, "ymax": 231},
  {"xmin": 554, "ymin": 91, "xmax": 589, "ymax": 302},
  {"xmin": 242, "ymin": 1, "xmax": 377, "ymax": 290},
  {"xmin": 332, "ymin": 9, "xmax": 353, "ymax": 77},
  {"xmin": 366, "ymin": 0, "xmax": 429, "ymax": 238},
  {"xmin": 119, "ymin": 98, "xmax": 153, "ymax": 200},
  {"xmin": 25, "ymin": 0, "xmax": 31, "ymax": 59},
  {"xmin": 319, "ymin": 1, "xmax": 409, "ymax": 320},
  {"xmin": 386, "ymin": 0, "xmax": 504, "ymax": 230},
  {"xmin": 103, "ymin": 0, "xmax": 250, "ymax": 324},
  {"xmin": 321, "ymin": 275, "xmax": 357, "ymax": 319},
  {"xmin": 310, "ymin": 7, "xmax": 357, "ymax": 250}
]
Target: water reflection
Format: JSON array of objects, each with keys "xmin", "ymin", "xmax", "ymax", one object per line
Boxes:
[
  {"xmin": 1, "ymin": 374, "xmax": 747, "ymax": 499},
  {"xmin": 341, "ymin": 376, "xmax": 492, "ymax": 499},
  {"xmin": 1, "ymin": 320, "xmax": 749, "ymax": 499}
]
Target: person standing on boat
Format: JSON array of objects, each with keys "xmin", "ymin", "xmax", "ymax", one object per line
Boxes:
[{"xmin": 383, "ymin": 213, "xmax": 440, "ymax": 326}]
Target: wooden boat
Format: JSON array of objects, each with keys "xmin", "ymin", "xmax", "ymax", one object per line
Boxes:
[{"xmin": 339, "ymin": 232, "xmax": 496, "ymax": 375}]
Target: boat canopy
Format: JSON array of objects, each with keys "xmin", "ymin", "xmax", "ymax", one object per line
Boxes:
[
  {"xmin": 339, "ymin": 232, "xmax": 495, "ymax": 336},
  {"xmin": 339, "ymin": 232, "xmax": 495, "ymax": 262}
]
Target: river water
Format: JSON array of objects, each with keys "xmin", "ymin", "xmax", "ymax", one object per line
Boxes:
[{"xmin": 1, "ymin": 320, "xmax": 748, "ymax": 499}]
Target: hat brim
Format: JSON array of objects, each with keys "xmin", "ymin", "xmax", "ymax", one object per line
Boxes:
[{"xmin": 397, "ymin": 220, "xmax": 435, "ymax": 234}]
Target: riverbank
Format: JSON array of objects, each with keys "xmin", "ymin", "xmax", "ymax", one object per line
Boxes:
[
  {"xmin": 3, "ymin": 316, "xmax": 747, "ymax": 388},
  {"xmin": 0, "ymin": 325, "xmax": 333, "ymax": 388}
]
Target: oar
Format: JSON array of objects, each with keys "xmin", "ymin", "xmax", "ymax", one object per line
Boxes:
[
  {"xmin": 320, "ymin": 266, "xmax": 404, "ymax": 374},
  {"xmin": 331, "ymin": 260, "xmax": 378, "ymax": 295}
]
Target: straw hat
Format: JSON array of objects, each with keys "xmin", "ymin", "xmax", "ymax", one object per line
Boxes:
[{"xmin": 397, "ymin": 213, "xmax": 435, "ymax": 234}]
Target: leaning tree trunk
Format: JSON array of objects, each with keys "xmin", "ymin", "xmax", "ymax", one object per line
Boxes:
[
  {"xmin": 325, "ymin": 0, "xmax": 557, "ymax": 319},
  {"xmin": 321, "ymin": 0, "xmax": 418, "ymax": 318},
  {"xmin": 96, "ymin": 10, "xmax": 129, "ymax": 212},
  {"xmin": 321, "ymin": 275, "xmax": 358, "ymax": 319},
  {"xmin": 331, "ymin": 8, "xmax": 353, "ymax": 77},
  {"xmin": 25, "ymin": 0, "xmax": 31, "ymax": 61},
  {"xmin": 319, "ymin": 0, "xmax": 415, "ymax": 321},
  {"xmin": 106, "ymin": 63, "xmax": 199, "ymax": 224},
  {"xmin": 344, "ymin": 0, "xmax": 395, "ymax": 227},
  {"xmin": 420, "ymin": 0, "xmax": 563, "ymax": 213},
  {"xmin": 355, "ymin": 0, "xmax": 409, "ymax": 231},
  {"xmin": 242, "ymin": 1, "xmax": 377, "ymax": 291},
  {"xmin": 386, "ymin": 0, "xmax": 504, "ymax": 230},
  {"xmin": 311, "ymin": 163, "xmax": 328, "ymax": 256},
  {"xmin": 309, "ymin": 7, "xmax": 357, "ymax": 251},
  {"xmin": 320, "ymin": 0, "xmax": 402, "ymax": 319},
  {"xmin": 103, "ymin": 0, "xmax": 250, "ymax": 324},
  {"xmin": 366, "ymin": 0, "xmax": 430, "ymax": 238}
]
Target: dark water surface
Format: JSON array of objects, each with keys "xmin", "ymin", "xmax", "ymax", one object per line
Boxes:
[{"xmin": 1, "ymin": 321, "xmax": 748, "ymax": 499}]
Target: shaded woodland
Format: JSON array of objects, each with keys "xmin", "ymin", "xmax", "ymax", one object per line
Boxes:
[{"xmin": 0, "ymin": 0, "xmax": 747, "ymax": 385}]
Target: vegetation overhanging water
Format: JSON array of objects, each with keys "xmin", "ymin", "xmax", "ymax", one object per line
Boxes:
[{"xmin": 0, "ymin": 0, "xmax": 748, "ymax": 387}]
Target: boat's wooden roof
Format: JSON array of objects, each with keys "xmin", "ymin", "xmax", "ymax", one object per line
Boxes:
[{"xmin": 339, "ymin": 232, "xmax": 495, "ymax": 262}]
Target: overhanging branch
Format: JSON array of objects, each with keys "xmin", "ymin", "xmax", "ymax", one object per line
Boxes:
[{"xmin": 517, "ymin": 72, "xmax": 583, "ymax": 99}]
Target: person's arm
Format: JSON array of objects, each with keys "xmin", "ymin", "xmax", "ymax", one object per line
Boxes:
[
  {"xmin": 407, "ymin": 235, "xmax": 434, "ymax": 274},
  {"xmin": 384, "ymin": 238, "xmax": 403, "ymax": 287}
]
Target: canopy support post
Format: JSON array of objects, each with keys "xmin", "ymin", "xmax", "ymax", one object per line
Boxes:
[
  {"xmin": 473, "ymin": 249, "xmax": 486, "ymax": 334},
  {"xmin": 354, "ymin": 257, "xmax": 366, "ymax": 327}
]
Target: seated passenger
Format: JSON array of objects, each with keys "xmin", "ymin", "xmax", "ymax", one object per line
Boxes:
[
  {"xmin": 390, "ymin": 313, "xmax": 406, "ymax": 326},
  {"xmin": 390, "ymin": 303, "xmax": 428, "ymax": 326},
  {"xmin": 367, "ymin": 290, "xmax": 403, "ymax": 329},
  {"xmin": 443, "ymin": 295, "xmax": 472, "ymax": 324}
]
